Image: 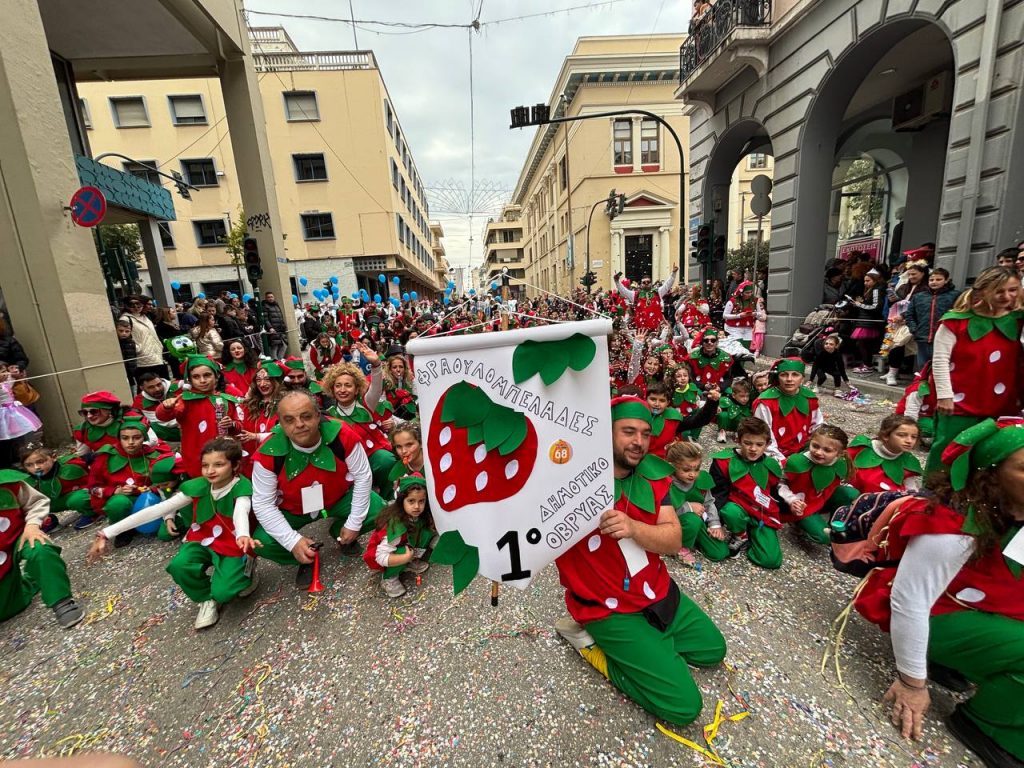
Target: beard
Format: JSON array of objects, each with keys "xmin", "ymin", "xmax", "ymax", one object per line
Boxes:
[{"xmin": 613, "ymin": 444, "xmax": 644, "ymax": 471}]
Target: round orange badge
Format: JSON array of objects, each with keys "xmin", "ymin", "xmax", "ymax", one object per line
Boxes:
[{"xmin": 549, "ymin": 440, "xmax": 572, "ymax": 464}]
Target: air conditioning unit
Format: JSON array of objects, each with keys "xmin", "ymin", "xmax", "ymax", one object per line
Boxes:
[{"xmin": 892, "ymin": 71, "xmax": 950, "ymax": 132}]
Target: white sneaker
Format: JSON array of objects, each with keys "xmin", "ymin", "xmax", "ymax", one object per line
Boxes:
[
  {"xmin": 382, "ymin": 576, "xmax": 406, "ymax": 598},
  {"xmin": 407, "ymin": 558, "xmax": 429, "ymax": 575},
  {"xmin": 882, "ymin": 372, "xmax": 898, "ymax": 386},
  {"xmin": 238, "ymin": 566, "xmax": 260, "ymax": 598},
  {"xmin": 808, "ymin": 383, "xmax": 818, "ymax": 393},
  {"xmin": 716, "ymin": 430, "xmax": 727, "ymax": 443},
  {"xmin": 194, "ymin": 600, "xmax": 219, "ymax": 630},
  {"xmin": 554, "ymin": 615, "xmax": 595, "ymax": 650}
]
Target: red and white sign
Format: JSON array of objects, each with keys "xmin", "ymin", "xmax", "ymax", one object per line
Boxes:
[
  {"xmin": 836, "ymin": 237, "xmax": 882, "ymax": 262},
  {"xmin": 69, "ymin": 186, "xmax": 107, "ymax": 227}
]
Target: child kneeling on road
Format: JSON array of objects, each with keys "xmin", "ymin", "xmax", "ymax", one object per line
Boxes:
[
  {"xmin": 364, "ymin": 474, "xmax": 433, "ymax": 598},
  {"xmin": 665, "ymin": 442, "xmax": 728, "ymax": 565}
]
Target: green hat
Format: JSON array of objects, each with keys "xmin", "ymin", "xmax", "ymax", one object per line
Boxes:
[
  {"xmin": 260, "ymin": 360, "xmax": 285, "ymax": 378},
  {"xmin": 398, "ymin": 474, "xmax": 427, "ymax": 494},
  {"xmin": 700, "ymin": 327, "xmax": 719, "ymax": 340},
  {"xmin": 610, "ymin": 395, "xmax": 652, "ymax": 426},
  {"xmin": 185, "ymin": 355, "xmax": 220, "ymax": 374},
  {"xmin": 943, "ymin": 417, "xmax": 1024, "ymax": 491},
  {"xmin": 775, "ymin": 358, "xmax": 805, "ymax": 374},
  {"xmin": 118, "ymin": 414, "xmax": 150, "ymax": 434}
]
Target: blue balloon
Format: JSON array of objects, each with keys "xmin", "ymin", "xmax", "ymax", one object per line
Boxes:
[
  {"xmin": 447, "ymin": 281, "xmax": 455, "ymax": 289},
  {"xmin": 242, "ymin": 293, "xmax": 252, "ymax": 303},
  {"xmin": 373, "ymin": 293, "xmax": 382, "ymax": 303},
  {"xmin": 313, "ymin": 289, "xmax": 323, "ymax": 300},
  {"xmin": 490, "ymin": 282, "xmax": 498, "ymax": 290},
  {"xmin": 443, "ymin": 296, "xmax": 451, "ymax": 305},
  {"xmin": 351, "ymin": 292, "xmax": 359, "ymax": 300},
  {"xmin": 402, "ymin": 292, "xmax": 410, "ymax": 301},
  {"xmin": 390, "ymin": 297, "xmax": 400, "ymax": 308},
  {"xmin": 292, "ymin": 294, "xmax": 299, "ymax": 305},
  {"xmin": 378, "ymin": 274, "xmax": 386, "ymax": 284},
  {"xmin": 469, "ymin": 289, "xmax": 476, "ymax": 296},
  {"xmin": 133, "ymin": 491, "xmax": 164, "ymax": 536},
  {"xmin": 332, "ymin": 288, "xmax": 340, "ymax": 298},
  {"xmin": 196, "ymin": 292, "xmax": 205, "ymax": 299},
  {"xmin": 330, "ymin": 276, "xmax": 339, "ymax": 284},
  {"xmin": 299, "ymin": 276, "xmax": 309, "ymax": 286},
  {"xmin": 170, "ymin": 280, "xmax": 181, "ymax": 290},
  {"xmin": 392, "ymin": 276, "xmax": 401, "ymax": 285},
  {"xmin": 411, "ymin": 291, "xmax": 418, "ymax": 301}
]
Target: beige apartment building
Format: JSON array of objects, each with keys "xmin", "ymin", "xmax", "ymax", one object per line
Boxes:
[
  {"xmin": 480, "ymin": 205, "xmax": 525, "ymax": 299},
  {"xmin": 79, "ymin": 26, "xmax": 446, "ymax": 303},
  {"xmin": 727, "ymin": 153, "xmax": 774, "ymax": 250},
  {"xmin": 510, "ymin": 35, "xmax": 689, "ymax": 299}
]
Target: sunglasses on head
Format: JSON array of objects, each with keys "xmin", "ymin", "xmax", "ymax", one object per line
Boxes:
[{"xmin": 78, "ymin": 408, "xmax": 105, "ymax": 417}]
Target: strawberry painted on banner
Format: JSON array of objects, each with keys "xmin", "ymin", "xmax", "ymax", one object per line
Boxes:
[{"xmin": 408, "ymin": 319, "xmax": 615, "ymax": 593}]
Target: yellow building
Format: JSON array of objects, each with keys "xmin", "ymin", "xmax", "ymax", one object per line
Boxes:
[
  {"xmin": 481, "ymin": 205, "xmax": 525, "ymax": 298},
  {"xmin": 79, "ymin": 26, "xmax": 446, "ymax": 303},
  {"xmin": 727, "ymin": 153, "xmax": 774, "ymax": 250},
  {"xmin": 510, "ymin": 35, "xmax": 689, "ymax": 298}
]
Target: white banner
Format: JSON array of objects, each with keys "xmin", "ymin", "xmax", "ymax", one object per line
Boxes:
[{"xmin": 407, "ymin": 319, "xmax": 614, "ymax": 591}]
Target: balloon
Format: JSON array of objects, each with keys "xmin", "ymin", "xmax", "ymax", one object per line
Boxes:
[
  {"xmin": 351, "ymin": 292, "xmax": 359, "ymax": 300},
  {"xmin": 469, "ymin": 289, "xmax": 476, "ymax": 296},
  {"xmin": 490, "ymin": 282, "xmax": 498, "ymax": 290},
  {"xmin": 133, "ymin": 490, "xmax": 165, "ymax": 536},
  {"xmin": 292, "ymin": 294, "xmax": 299, "ymax": 305},
  {"xmin": 360, "ymin": 289, "xmax": 369, "ymax": 299},
  {"xmin": 242, "ymin": 293, "xmax": 252, "ymax": 303},
  {"xmin": 448, "ymin": 281, "xmax": 455, "ymax": 289},
  {"xmin": 313, "ymin": 289, "xmax": 323, "ymax": 300},
  {"xmin": 378, "ymin": 274, "xmax": 386, "ymax": 284},
  {"xmin": 330, "ymin": 276, "xmax": 339, "ymax": 284},
  {"xmin": 443, "ymin": 296, "xmax": 450, "ymax": 305},
  {"xmin": 373, "ymin": 293, "xmax": 382, "ymax": 303},
  {"xmin": 390, "ymin": 298, "xmax": 400, "ymax": 308},
  {"xmin": 299, "ymin": 276, "xmax": 308, "ymax": 286},
  {"xmin": 402, "ymin": 292, "xmax": 409, "ymax": 301},
  {"xmin": 411, "ymin": 291, "xmax": 418, "ymax": 300},
  {"xmin": 196, "ymin": 292, "xmax": 205, "ymax": 299},
  {"xmin": 392, "ymin": 276, "xmax": 400, "ymax": 285},
  {"xmin": 170, "ymin": 280, "xmax": 181, "ymax": 290}
]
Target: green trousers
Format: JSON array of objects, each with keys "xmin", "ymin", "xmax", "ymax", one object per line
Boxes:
[
  {"xmin": 165, "ymin": 542, "xmax": 250, "ymax": 604},
  {"xmin": 102, "ymin": 494, "xmax": 136, "ymax": 525},
  {"xmin": 252, "ymin": 490, "xmax": 385, "ymax": 566},
  {"xmin": 585, "ymin": 590, "xmax": 726, "ymax": 725},
  {"xmin": 52, "ymin": 490, "xmax": 91, "ymax": 516},
  {"xmin": 679, "ymin": 512, "xmax": 729, "ymax": 561},
  {"xmin": 929, "ymin": 610, "xmax": 1024, "ymax": 759},
  {"xmin": 719, "ymin": 502, "xmax": 782, "ymax": 569},
  {"xmin": 0, "ymin": 541, "xmax": 73, "ymax": 622},
  {"xmin": 792, "ymin": 485, "xmax": 860, "ymax": 546},
  {"xmin": 157, "ymin": 513, "xmax": 188, "ymax": 542},
  {"xmin": 369, "ymin": 450, "xmax": 398, "ymax": 501},
  {"xmin": 926, "ymin": 414, "xmax": 984, "ymax": 477}
]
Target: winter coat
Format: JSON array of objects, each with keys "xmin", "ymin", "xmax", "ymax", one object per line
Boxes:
[
  {"xmin": 263, "ymin": 300, "xmax": 287, "ymax": 334},
  {"xmin": 904, "ymin": 284, "xmax": 961, "ymax": 344},
  {"xmin": 0, "ymin": 333, "xmax": 28, "ymax": 370}
]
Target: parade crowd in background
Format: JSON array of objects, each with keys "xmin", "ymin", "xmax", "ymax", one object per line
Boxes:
[{"xmin": 1, "ymin": 240, "xmax": 1024, "ymax": 767}]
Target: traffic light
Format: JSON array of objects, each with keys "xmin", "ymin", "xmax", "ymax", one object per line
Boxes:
[
  {"xmin": 580, "ymin": 271, "xmax": 597, "ymax": 288},
  {"xmin": 243, "ymin": 237, "xmax": 263, "ymax": 283},
  {"xmin": 530, "ymin": 103, "xmax": 550, "ymax": 125},
  {"xmin": 694, "ymin": 222, "xmax": 713, "ymax": 264},
  {"xmin": 713, "ymin": 233, "xmax": 727, "ymax": 262},
  {"xmin": 615, "ymin": 193, "xmax": 625, "ymax": 216},
  {"xmin": 171, "ymin": 170, "xmax": 191, "ymax": 201},
  {"xmin": 510, "ymin": 104, "xmax": 551, "ymax": 129}
]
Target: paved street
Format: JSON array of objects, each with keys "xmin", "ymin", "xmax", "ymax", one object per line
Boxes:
[{"xmin": 0, "ymin": 397, "xmax": 977, "ymax": 768}]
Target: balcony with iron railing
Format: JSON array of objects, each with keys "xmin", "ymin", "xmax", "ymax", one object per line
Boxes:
[{"xmin": 676, "ymin": 0, "xmax": 772, "ymax": 109}]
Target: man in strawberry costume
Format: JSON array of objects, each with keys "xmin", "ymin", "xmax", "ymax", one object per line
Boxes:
[
  {"xmin": 251, "ymin": 390, "xmax": 385, "ymax": 588},
  {"xmin": 614, "ymin": 265, "xmax": 677, "ymax": 332},
  {"xmin": 553, "ymin": 396, "xmax": 725, "ymax": 726},
  {"xmin": 855, "ymin": 418, "xmax": 1024, "ymax": 765},
  {"xmin": 687, "ymin": 328, "xmax": 733, "ymax": 390}
]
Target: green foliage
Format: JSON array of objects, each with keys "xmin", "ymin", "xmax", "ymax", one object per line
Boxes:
[
  {"xmin": 727, "ymin": 238, "xmax": 770, "ymax": 276},
  {"xmin": 225, "ymin": 207, "xmax": 246, "ymax": 267},
  {"xmin": 98, "ymin": 223, "xmax": 143, "ymax": 262}
]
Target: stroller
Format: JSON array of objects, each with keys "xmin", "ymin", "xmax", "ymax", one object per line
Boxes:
[{"xmin": 780, "ymin": 305, "xmax": 841, "ymax": 362}]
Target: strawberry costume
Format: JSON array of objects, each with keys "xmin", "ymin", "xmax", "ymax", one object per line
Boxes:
[
  {"xmin": 72, "ymin": 391, "xmax": 123, "ymax": 459},
  {"xmin": 778, "ymin": 451, "xmax": 858, "ymax": 544},
  {"xmin": 132, "ymin": 380, "xmax": 182, "ymax": 442},
  {"xmin": 310, "ymin": 336, "xmax": 343, "ymax": 378},
  {"xmin": 221, "ymin": 359, "xmax": 256, "ymax": 399},
  {"xmin": 847, "ymin": 435, "xmax": 922, "ymax": 494},
  {"xmin": 667, "ymin": 471, "xmax": 729, "ymax": 561},
  {"xmin": 752, "ymin": 360, "xmax": 823, "ymax": 460},
  {"xmin": 554, "ymin": 396, "xmax": 725, "ymax": 726},
  {"xmin": 86, "ymin": 435, "xmax": 176, "ymax": 524},
  {"xmin": 687, "ymin": 329, "xmax": 732, "ymax": 390},
  {"xmin": 614, "ymin": 269, "xmax": 676, "ymax": 331},
  {"xmin": 710, "ymin": 447, "xmax": 785, "ymax": 568},
  {"xmin": 896, "ymin": 365, "xmax": 935, "ymax": 439},
  {"xmin": 855, "ymin": 419, "xmax": 1024, "ymax": 763},
  {"xmin": 25, "ymin": 456, "xmax": 91, "ymax": 518},
  {"xmin": 722, "ymin": 281, "xmax": 756, "ymax": 348}
]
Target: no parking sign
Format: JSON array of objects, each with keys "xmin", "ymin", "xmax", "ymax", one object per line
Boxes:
[{"xmin": 69, "ymin": 186, "xmax": 107, "ymax": 227}]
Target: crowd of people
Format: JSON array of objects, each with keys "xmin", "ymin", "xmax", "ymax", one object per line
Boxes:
[{"xmin": 0, "ymin": 245, "xmax": 1022, "ymax": 767}]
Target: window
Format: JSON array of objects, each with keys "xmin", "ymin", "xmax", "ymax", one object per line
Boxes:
[
  {"xmin": 391, "ymin": 159, "xmax": 400, "ymax": 189},
  {"xmin": 301, "ymin": 213, "xmax": 335, "ymax": 240},
  {"xmin": 559, "ymin": 155, "xmax": 568, "ymax": 190},
  {"xmin": 123, "ymin": 160, "xmax": 161, "ymax": 186},
  {"xmin": 385, "ymin": 101, "xmax": 393, "ymax": 136},
  {"xmin": 293, "ymin": 153, "xmax": 328, "ymax": 182},
  {"xmin": 181, "ymin": 158, "xmax": 218, "ymax": 187},
  {"xmin": 284, "ymin": 91, "xmax": 319, "ymax": 121},
  {"xmin": 746, "ymin": 230, "xmax": 760, "ymax": 243},
  {"xmin": 641, "ymin": 120, "xmax": 660, "ymax": 165},
  {"xmin": 613, "ymin": 119, "xmax": 633, "ymax": 165},
  {"xmin": 79, "ymin": 98, "xmax": 92, "ymax": 129},
  {"xmin": 110, "ymin": 96, "xmax": 149, "ymax": 128},
  {"xmin": 158, "ymin": 222, "xmax": 175, "ymax": 249},
  {"xmin": 396, "ymin": 214, "xmax": 404, "ymax": 242},
  {"xmin": 194, "ymin": 219, "xmax": 227, "ymax": 247},
  {"xmin": 169, "ymin": 94, "xmax": 207, "ymax": 125},
  {"xmin": 748, "ymin": 153, "xmax": 768, "ymax": 170}
]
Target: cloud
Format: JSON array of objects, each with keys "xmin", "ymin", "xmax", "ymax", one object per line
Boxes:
[{"xmin": 245, "ymin": 0, "xmax": 688, "ymax": 269}]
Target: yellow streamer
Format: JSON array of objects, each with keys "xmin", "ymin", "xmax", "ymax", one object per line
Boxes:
[{"xmin": 655, "ymin": 723, "xmax": 725, "ymax": 765}]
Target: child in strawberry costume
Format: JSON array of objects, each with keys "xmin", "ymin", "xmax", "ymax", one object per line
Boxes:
[
  {"xmin": 89, "ymin": 437, "xmax": 259, "ymax": 630},
  {"xmin": 896, "ymin": 363, "xmax": 936, "ymax": 441},
  {"xmin": 364, "ymin": 474, "xmax": 433, "ymax": 598},
  {"xmin": 250, "ymin": 390, "xmax": 385, "ymax": 586},
  {"xmin": 553, "ymin": 396, "xmax": 725, "ymax": 726},
  {"xmin": 625, "ymin": 330, "xmax": 664, "ymax": 398},
  {"xmin": 132, "ymin": 373, "xmax": 181, "ymax": 442},
  {"xmin": 687, "ymin": 328, "xmax": 733, "ymax": 391},
  {"xmin": 19, "ymin": 444, "xmax": 91, "ymax": 532},
  {"xmin": 709, "ymin": 417, "xmax": 785, "ymax": 569},
  {"xmin": 645, "ymin": 382, "xmax": 719, "ymax": 457},
  {"xmin": 156, "ymin": 356, "xmax": 241, "ymax": 478},
  {"xmin": 777, "ymin": 425, "xmax": 858, "ymax": 545},
  {"xmin": 665, "ymin": 442, "xmax": 729, "ymax": 564},
  {"xmin": 238, "ymin": 360, "xmax": 285, "ymax": 465},
  {"xmin": 752, "ymin": 358, "xmax": 823, "ymax": 461},
  {"xmin": 716, "ymin": 379, "xmax": 754, "ymax": 443},
  {"xmin": 855, "ymin": 418, "xmax": 1024, "ymax": 764},
  {"xmin": 310, "ymin": 332, "xmax": 343, "ymax": 378},
  {"xmin": 73, "ymin": 391, "xmax": 124, "ymax": 459},
  {"xmin": 926, "ymin": 266, "xmax": 1024, "ymax": 474},
  {"xmin": 0, "ymin": 468, "xmax": 85, "ymax": 628},
  {"xmin": 722, "ymin": 280, "xmax": 757, "ymax": 349},
  {"xmin": 848, "ymin": 415, "xmax": 922, "ymax": 494},
  {"xmin": 614, "ymin": 266, "xmax": 677, "ymax": 331},
  {"xmin": 323, "ymin": 347, "xmax": 398, "ymax": 499},
  {"xmin": 668, "ymin": 365, "xmax": 700, "ymax": 418}
]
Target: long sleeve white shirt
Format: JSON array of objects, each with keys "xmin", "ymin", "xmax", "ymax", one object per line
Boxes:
[
  {"xmin": 929, "ymin": 324, "xmax": 957, "ymax": 400},
  {"xmin": 251, "ymin": 437, "xmax": 372, "ymax": 552},
  {"xmin": 100, "ymin": 478, "xmax": 251, "ymax": 540}
]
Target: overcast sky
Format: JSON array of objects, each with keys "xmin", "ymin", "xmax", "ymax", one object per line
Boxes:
[{"xmin": 244, "ymin": 0, "xmax": 690, "ymax": 273}]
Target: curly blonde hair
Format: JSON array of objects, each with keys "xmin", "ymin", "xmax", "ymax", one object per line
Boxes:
[{"xmin": 322, "ymin": 362, "xmax": 367, "ymax": 397}]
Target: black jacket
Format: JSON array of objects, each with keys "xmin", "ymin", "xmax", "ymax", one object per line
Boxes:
[
  {"xmin": 264, "ymin": 301, "xmax": 287, "ymax": 334},
  {"xmin": 0, "ymin": 333, "xmax": 28, "ymax": 370}
]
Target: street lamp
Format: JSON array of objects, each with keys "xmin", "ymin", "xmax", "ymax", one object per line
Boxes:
[{"xmin": 582, "ymin": 190, "xmax": 624, "ymax": 292}]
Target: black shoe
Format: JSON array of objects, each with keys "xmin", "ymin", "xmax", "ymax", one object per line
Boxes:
[
  {"xmin": 727, "ymin": 534, "xmax": 749, "ymax": 559},
  {"xmin": 338, "ymin": 540, "xmax": 361, "ymax": 557},
  {"xmin": 52, "ymin": 598, "xmax": 85, "ymax": 629},
  {"xmin": 295, "ymin": 562, "xmax": 314, "ymax": 589},
  {"xmin": 40, "ymin": 514, "xmax": 60, "ymax": 534},
  {"xmin": 946, "ymin": 706, "xmax": 1024, "ymax": 768},
  {"xmin": 113, "ymin": 531, "xmax": 135, "ymax": 548},
  {"xmin": 930, "ymin": 663, "xmax": 972, "ymax": 693}
]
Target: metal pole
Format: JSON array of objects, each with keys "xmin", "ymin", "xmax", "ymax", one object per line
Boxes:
[
  {"xmin": 585, "ymin": 198, "xmax": 604, "ymax": 292},
  {"xmin": 754, "ymin": 214, "xmax": 763, "ymax": 297}
]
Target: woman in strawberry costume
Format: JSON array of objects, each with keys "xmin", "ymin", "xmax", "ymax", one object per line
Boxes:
[
  {"xmin": 310, "ymin": 332, "xmax": 343, "ymax": 379},
  {"xmin": 614, "ymin": 266, "xmax": 677, "ymax": 331},
  {"xmin": 855, "ymin": 418, "xmax": 1024, "ymax": 765},
  {"xmin": 722, "ymin": 280, "xmax": 757, "ymax": 350},
  {"xmin": 322, "ymin": 345, "xmax": 398, "ymax": 499},
  {"xmin": 674, "ymin": 284, "xmax": 710, "ymax": 331},
  {"xmin": 553, "ymin": 396, "xmax": 725, "ymax": 726},
  {"xmin": 926, "ymin": 266, "xmax": 1023, "ymax": 474},
  {"xmin": 238, "ymin": 360, "xmax": 285, "ymax": 470},
  {"xmin": 847, "ymin": 415, "xmax": 922, "ymax": 494},
  {"xmin": 156, "ymin": 356, "xmax": 242, "ymax": 478},
  {"xmin": 381, "ymin": 352, "xmax": 418, "ymax": 420},
  {"xmin": 687, "ymin": 328, "xmax": 733, "ymax": 391},
  {"xmin": 219, "ymin": 339, "xmax": 259, "ymax": 398},
  {"xmin": 89, "ymin": 436, "xmax": 258, "ymax": 630},
  {"xmin": 752, "ymin": 358, "xmax": 823, "ymax": 461},
  {"xmin": 72, "ymin": 391, "xmax": 124, "ymax": 459}
]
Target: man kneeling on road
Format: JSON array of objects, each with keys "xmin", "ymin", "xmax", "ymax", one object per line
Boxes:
[
  {"xmin": 251, "ymin": 390, "xmax": 385, "ymax": 587},
  {"xmin": 554, "ymin": 395, "xmax": 726, "ymax": 725}
]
